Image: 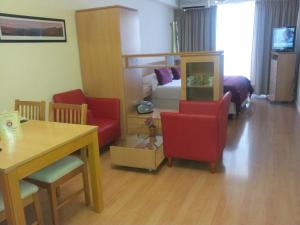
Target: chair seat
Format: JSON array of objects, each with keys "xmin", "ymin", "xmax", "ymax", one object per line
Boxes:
[
  {"xmin": 0, "ymin": 180, "xmax": 38, "ymax": 211},
  {"xmin": 29, "ymin": 155, "xmax": 84, "ymax": 183}
]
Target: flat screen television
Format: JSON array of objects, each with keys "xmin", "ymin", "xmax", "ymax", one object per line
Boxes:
[{"xmin": 272, "ymin": 27, "xmax": 296, "ymax": 52}]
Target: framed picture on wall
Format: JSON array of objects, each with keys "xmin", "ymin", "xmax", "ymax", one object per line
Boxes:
[{"xmin": 0, "ymin": 13, "xmax": 67, "ymax": 42}]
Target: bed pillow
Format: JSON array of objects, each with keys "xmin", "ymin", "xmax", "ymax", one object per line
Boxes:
[
  {"xmin": 171, "ymin": 67, "xmax": 181, "ymax": 80},
  {"xmin": 154, "ymin": 68, "xmax": 172, "ymax": 85}
]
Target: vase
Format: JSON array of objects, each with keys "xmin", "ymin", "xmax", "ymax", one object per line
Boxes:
[{"xmin": 149, "ymin": 126, "xmax": 156, "ymax": 137}]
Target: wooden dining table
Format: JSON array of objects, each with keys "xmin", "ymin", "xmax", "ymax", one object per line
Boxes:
[{"xmin": 0, "ymin": 120, "xmax": 103, "ymax": 225}]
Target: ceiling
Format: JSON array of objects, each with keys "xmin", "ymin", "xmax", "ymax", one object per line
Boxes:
[
  {"xmin": 49, "ymin": 0, "xmax": 179, "ymax": 10},
  {"xmin": 155, "ymin": 0, "xmax": 178, "ymax": 7}
]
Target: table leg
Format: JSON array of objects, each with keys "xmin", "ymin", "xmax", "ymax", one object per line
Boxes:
[
  {"xmin": 87, "ymin": 131, "xmax": 104, "ymax": 212},
  {"xmin": 0, "ymin": 171, "xmax": 26, "ymax": 225}
]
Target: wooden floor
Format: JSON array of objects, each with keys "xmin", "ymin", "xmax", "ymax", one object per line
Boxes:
[{"xmin": 11, "ymin": 98, "xmax": 300, "ymax": 225}]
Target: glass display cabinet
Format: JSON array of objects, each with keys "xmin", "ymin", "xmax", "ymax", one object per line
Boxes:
[{"xmin": 181, "ymin": 52, "xmax": 224, "ymax": 101}]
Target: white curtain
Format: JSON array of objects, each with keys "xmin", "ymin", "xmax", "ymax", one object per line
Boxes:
[{"xmin": 216, "ymin": 1, "xmax": 255, "ymax": 78}]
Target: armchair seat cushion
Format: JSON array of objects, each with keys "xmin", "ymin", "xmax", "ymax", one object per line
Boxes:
[
  {"xmin": 89, "ymin": 118, "xmax": 120, "ymax": 147},
  {"xmin": 0, "ymin": 181, "xmax": 38, "ymax": 211},
  {"xmin": 28, "ymin": 155, "xmax": 83, "ymax": 183}
]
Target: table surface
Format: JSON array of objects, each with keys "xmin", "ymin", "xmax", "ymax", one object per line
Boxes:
[
  {"xmin": 113, "ymin": 134, "xmax": 163, "ymax": 150},
  {"xmin": 0, "ymin": 120, "xmax": 98, "ymax": 172}
]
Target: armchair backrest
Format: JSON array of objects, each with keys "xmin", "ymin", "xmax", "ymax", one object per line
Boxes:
[
  {"xmin": 53, "ymin": 89, "xmax": 87, "ymax": 105},
  {"xmin": 179, "ymin": 92, "xmax": 232, "ymax": 117},
  {"xmin": 218, "ymin": 92, "xmax": 232, "ymax": 117},
  {"xmin": 217, "ymin": 92, "xmax": 232, "ymax": 150}
]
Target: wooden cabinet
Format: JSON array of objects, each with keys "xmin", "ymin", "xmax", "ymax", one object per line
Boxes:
[
  {"xmin": 181, "ymin": 52, "xmax": 224, "ymax": 101},
  {"xmin": 127, "ymin": 111, "xmax": 161, "ymax": 135},
  {"xmin": 76, "ymin": 6, "xmax": 142, "ymax": 136},
  {"xmin": 268, "ymin": 52, "xmax": 296, "ymax": 102}
]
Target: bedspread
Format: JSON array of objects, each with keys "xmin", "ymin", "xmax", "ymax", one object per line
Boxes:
[{"xmin": 224, "ymin": 76, "xmax": 254, "ymax": 113}]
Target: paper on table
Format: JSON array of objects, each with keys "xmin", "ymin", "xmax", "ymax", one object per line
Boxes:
[{"xmin": 0, "ymin": 111, "xmax": 22, "ymax": 139}]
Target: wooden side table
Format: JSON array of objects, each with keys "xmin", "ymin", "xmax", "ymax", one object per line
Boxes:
[{"xmin": 127, "ymin": 108, "xmax": 177, "ymax": 135}]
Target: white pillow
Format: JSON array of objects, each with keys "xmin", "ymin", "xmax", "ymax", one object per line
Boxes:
[{"xmin": 143, "ymin": 73, "xmax": 159, "ymax": 91}]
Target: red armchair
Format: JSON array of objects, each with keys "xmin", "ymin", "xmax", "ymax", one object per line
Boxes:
[
  {"xmin": 161, "ymin": 92, "xmax": 232, "ymax": 173},
  {"xmin": 53, "ymin": 89, "xmax": 121, "ymax": 148}
]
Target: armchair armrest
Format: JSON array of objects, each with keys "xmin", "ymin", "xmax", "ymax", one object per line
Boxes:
[
  {"xmin": 179, "ymin": 100, "xmax": 219, "ymax": 115},
  {"xmin": 161, "ymin": 112, "xmax": 218, "ymax": 134},
  {"xmin": 86, "ymin": 97, "xmax": 120, "ymax": 121},
  {"xmin": 161, "ymin": 112, "xmax": 219, "ymax": 158}
]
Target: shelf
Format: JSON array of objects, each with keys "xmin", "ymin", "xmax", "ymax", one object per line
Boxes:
[
  {"xmin": 126, "ymin": 65, "xmax": 179, "ymax": 69},
  {"xmin": 128, "ymin": 108, "xmax": 177, "ymax": 119},
  {"xmin": 181, "ymin": 52, "xmax": 224, "ymax": 101},
  {"xmin": 187, "ymin": 85, "xmax": 213, "ymax": 88}
]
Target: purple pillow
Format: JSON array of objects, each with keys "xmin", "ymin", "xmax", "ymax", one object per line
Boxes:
[
  {"xmin": 154, "ymin": 68, "xmax": 172, "ymax": 85},
  {"xmin": 171, "ymin": 67, "xmax": 181, "ymax": 80}
]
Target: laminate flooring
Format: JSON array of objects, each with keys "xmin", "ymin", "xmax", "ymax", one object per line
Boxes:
[{"xmin": 18, "ymin": 98, "xmax": 300, "ymax": 225}]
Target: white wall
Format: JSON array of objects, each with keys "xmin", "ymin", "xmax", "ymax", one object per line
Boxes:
[
  {"xmin": 296, "ymin": 4, "xmax": 300, "ymax": 114},
  {"xmin": 0, "ymin": 0, "xmax": 175, "ymax": 113},
  {"xmin": 157, "ymin": 0, "xmax": 178, "ymax": 7},
  {"xmin": 0, "ymin": 1, "xmax": 83, "ymax": 113},
  {"xmin": 71, "ymin": 0, "xmax": 176, "ymax": 53},
  {"xmin": 297, "ymin": 76, "xmax": 300, "ymax": 113}
]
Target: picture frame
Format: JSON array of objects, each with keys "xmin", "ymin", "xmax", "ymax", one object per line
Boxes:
[{"xmin": 0, "ymin": 13, "xmax": 67, "ymax": 42}]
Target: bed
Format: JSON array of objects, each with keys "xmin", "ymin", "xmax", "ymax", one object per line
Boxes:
[
  {"xmin": 151, "ymin": 79, "xmax": 181, "ymax": 109},
  {"xmin": 145, "ymin": 73, "xmax": 253, "ymax": 115},
  {"xmin": 223, "ymin": 76, "xmax": 254, "ymax": 114}
]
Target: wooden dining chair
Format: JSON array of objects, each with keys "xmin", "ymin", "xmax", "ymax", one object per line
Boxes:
[
  {"xmin": 27, "ymin": 103, "xmax": 90, "ymax": 225},
  {"xmin": 0, "ymin": 181, "xmax": 44, "ymax": 225},
  {"xmin": 15, "ymin": 100, "xmax": 46, "ymax": 121}
]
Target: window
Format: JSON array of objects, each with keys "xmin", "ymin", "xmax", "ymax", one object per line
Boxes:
[{"xmin": 216, "ymin": 1, "xmax": 255, "ymax": 78}]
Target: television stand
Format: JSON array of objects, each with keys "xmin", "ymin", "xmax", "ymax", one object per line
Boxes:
[{"xmin": 268, "ymin": 52, "xmax": 296, "ymax": 102}]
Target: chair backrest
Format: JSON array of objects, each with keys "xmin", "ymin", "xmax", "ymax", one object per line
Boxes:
[
  {"xmin": 53, "ymin": 89, "xmax": 87, "ymax": 105},
  {"xmin": 49, "ymin": 103, "xmax": 87, "ymax": 125},
  {"xmin": 15, "ymin": 100, "xmax": 46, "ymax": 121}
]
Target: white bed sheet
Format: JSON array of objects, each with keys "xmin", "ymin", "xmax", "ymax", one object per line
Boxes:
[{"xmin": 152, "ymin": 79, "xmax": 181, "ymax": 100}]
